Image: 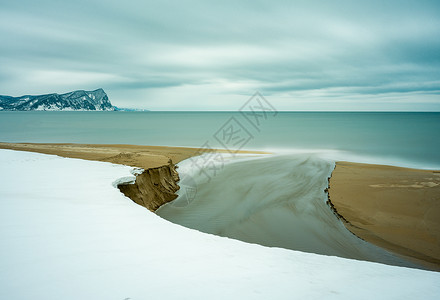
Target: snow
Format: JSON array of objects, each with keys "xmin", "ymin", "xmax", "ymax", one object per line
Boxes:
[{"xmin": 0, "ymin": 149, "xmax": 439, "ymax": 300}]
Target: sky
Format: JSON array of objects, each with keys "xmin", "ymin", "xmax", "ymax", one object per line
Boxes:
[{"xmin": 1, "ymin": 0, "xmax": 439, "ymax": 111}]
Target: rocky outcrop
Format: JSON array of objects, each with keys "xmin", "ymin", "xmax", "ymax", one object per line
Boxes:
[
  {"xmin": 118, "ymin": 160, "xmax": 180, "ymax": 211},
  {"xmin": 0, "ymin": 88, "xmax": 115, "ymax": 111}
]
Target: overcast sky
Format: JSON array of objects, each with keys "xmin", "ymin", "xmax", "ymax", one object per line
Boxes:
[{"xmin": 1, "ymin": 0, "xmax": 439, "ymax": 110}]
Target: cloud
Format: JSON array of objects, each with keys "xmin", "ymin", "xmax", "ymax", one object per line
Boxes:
[{"xmin": 0, "ymin": 0, "xmax": 439, "ymax": 110}]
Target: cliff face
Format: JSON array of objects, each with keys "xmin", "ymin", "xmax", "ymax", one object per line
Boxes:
[
  {"xmin": 118, "ymin": 161, "xmax": 180, "ymax": 211},
  {"xmin": 0, "ymin": 88, "xmax": 115, "ymax": 111}
]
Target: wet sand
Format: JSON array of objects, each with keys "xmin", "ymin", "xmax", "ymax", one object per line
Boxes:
[{"xmin": 1, "ymin": 142, "xmax": 439, "ymax": 270}]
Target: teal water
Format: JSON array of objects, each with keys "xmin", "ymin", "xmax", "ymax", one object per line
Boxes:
[{"xmin": 0, "ymin": 111, "xmax": 439, "ymax": 168}]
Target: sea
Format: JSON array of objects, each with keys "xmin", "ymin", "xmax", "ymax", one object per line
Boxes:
[
  {"xmin": 0, "ymin": 111, "xmax": 439, "ymax": 169},
  {"xmin": 1, "ymin": 111, "xmax": 439, "ymax": 268}
]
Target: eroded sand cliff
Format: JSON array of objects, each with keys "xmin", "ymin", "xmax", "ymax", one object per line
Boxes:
[{"xmin": 118, "ymin": 161, "xmax": 180, "ymax": 211}]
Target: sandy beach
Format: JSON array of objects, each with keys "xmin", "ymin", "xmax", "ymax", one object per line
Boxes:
[
  {"xmin": 1, "ymin": 142, "xmax": 439, "ymax": 270},
  {"xmin": 330, "ymin": 162, "xmax": 440, "ymax": 270}
]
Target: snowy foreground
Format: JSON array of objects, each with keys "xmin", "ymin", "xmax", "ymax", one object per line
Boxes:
[{"xmin": 0, "ymin": 150, "xmax": 439, "ymax": 300}]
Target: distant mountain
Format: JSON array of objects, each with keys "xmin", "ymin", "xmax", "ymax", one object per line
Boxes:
[{"xmin": 0, "ymin": 88, "xmax": 115, "ymax": 111}]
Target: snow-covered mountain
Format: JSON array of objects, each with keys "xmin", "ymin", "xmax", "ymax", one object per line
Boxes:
[{"xmin": 0, "ymin": 88, "xmax": 115, "ymax": 111}]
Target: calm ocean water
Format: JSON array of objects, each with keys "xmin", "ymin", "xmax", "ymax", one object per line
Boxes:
[{"xmin": 1, "ymin": 111, "xmax": 439, "ymax": 168}]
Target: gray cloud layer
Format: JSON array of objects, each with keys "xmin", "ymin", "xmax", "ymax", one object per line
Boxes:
[{"xmin": 1, "ymin": 0, "xmax": 439, "ymax": 110}]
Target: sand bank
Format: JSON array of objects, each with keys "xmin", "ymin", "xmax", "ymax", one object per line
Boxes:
[
  {"xmin": 329, "ymin": 162, "xmax": 440, "ymax": 270},
  {"xmin": 1, "ymin": 142, "xmax": 439, "ymax": 269},
  {"xmin": 0, "ymin": 142, "xmax": 201, "ymax": 168}
]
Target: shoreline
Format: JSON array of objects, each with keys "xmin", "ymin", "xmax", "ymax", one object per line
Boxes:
[{"xmin": 1, "ymin": 142, "xmax": 439, "ymax": 270}]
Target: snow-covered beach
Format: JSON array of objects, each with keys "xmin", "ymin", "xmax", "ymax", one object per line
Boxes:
[{"xmin": 1, "ymin": 149, "xmax": 439, "ymax": 299}]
